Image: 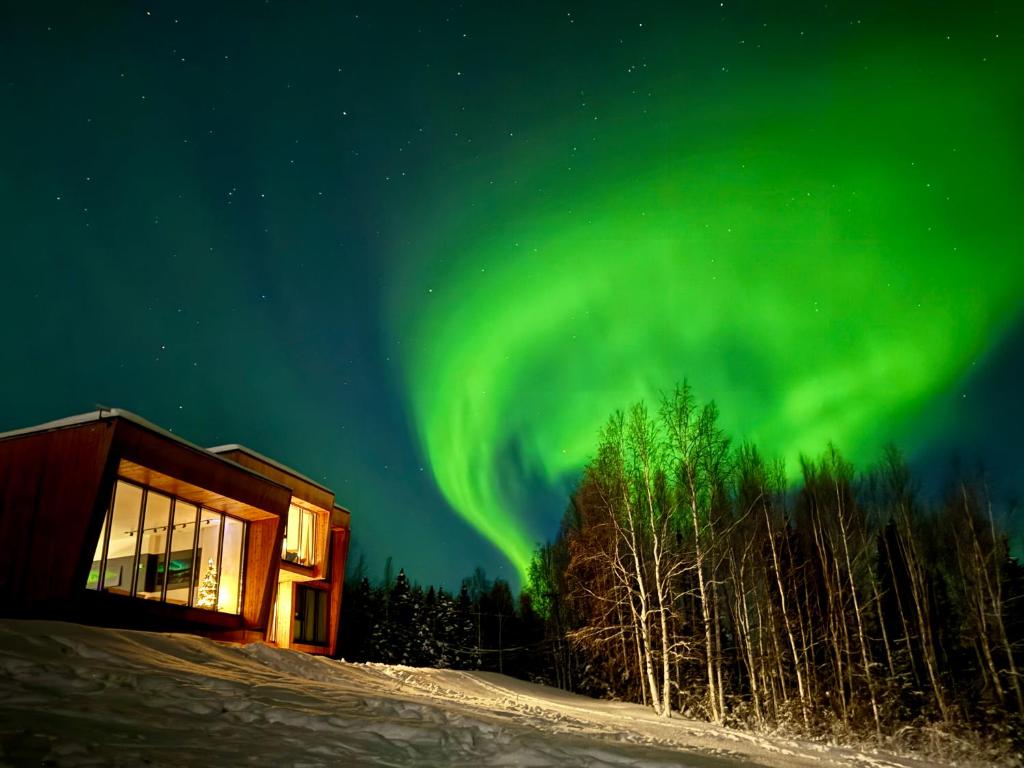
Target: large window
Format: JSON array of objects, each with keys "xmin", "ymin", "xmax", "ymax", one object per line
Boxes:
[
  {"xmin": 293, "ymin": 586, "xmax": 328, "ymax": 645},
  {"xmin": 136, "ymin": 491, "xmax": 172, "ymax": 601},
  {"xmin": 219, "ymin": 516, "xmax": 245, "ymax": 613},
  {"xmin": 88, "ymin": 481, "xmax": 144, "ymax": 595},
  {"xmin": 87, "ymin": 479, "xmax": 246, "ymax": 615},
  {"xmin": 282, "ymin": 504, "xmax": 317, "ymax": 566},
  {"xmin": 166, "ymin": 501, "xmax": 199, "ymax": 605}
]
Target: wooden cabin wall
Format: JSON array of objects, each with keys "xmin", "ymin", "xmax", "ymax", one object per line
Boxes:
[
  {"xmin": 286, "ymin": 526, "xmax": 350, "ymax": 656},
  {"xmin": 0, "ymin": 422, "xmax": 116, "ymax": 608},
  {"xmin": 215, "ymin": 449, "xmax": 334, "ymax": 512},
  {"xmin": 241, "ymin": 516, "xmax": 283, "ymax": 630},
  {"xmin": 217, "ymin": 448, "xmax": 336, "ymax": 580},
  {"xmin": 327, "ymin": 525, "xmax": 350, "ymax": 657},
  {"xmin": 0, "ymin": 415, "xmax": 348, "ymax": 655},
  {"xmin": 114, "ymin": 424, "xmax": 292, "ymax": 517},
  {"xmin": 76, "ymin": 589, "xmax": 244, "ymax": 635}
]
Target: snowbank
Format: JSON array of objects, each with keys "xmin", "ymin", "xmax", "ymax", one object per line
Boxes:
[{"xmin": 0, "ymin": 620, "xmax": 949, "ymax": 767}]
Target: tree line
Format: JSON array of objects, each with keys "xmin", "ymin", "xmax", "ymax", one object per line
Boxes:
[
  {"xmin": 338, "ymin": 559, "xmax": 544, "ymax": 678},
  {"xmin": 527, "ymin": 383, "xmax": 1022, "ymax": 748},
  {"xmin": 339, "ymin": 382, "xmax": 1022, "ymax": 751}
]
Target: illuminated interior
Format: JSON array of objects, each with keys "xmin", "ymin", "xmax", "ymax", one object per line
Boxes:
[
  {"xmin": 282, "ymin": 503, "xmax": 317, "ymax": 566},
  {"xmin": 271, "ymin": 584, "xmax": 290, "ymax": 646},
  {"xmin": 87, "ymin": 478, "xmax": 246, "ymax": 614}
]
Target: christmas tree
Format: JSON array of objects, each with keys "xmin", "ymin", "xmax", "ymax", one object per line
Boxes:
[{"xmin": 196, "ymin": 558, "xmax": 218, "ymax": 609}]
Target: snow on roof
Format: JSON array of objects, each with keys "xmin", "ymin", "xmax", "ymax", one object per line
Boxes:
[
  {"xmin": 0, "ymin": 408, "xmax": 185, "ymax": 445},
  {"xmin": 207, "ymin": 443, "xmax": 331, "ymax": 495},
  {"xmin": 0, "ymin": 408, "xmax": 293, "ymax": 492}
]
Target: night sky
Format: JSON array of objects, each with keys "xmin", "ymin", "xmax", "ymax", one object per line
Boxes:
[{"xmin": 2, "ymin": 2, "xmax": 1022, "ymax": 590}]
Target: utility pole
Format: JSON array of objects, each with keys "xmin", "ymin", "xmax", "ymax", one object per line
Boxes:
[
  {"xmin": 498, "ymin": 612, "xmax": 504, "ymax": 674},
  {"xmin": 475, "ymin": 606, "xmax": 482, "ymax": 669}
]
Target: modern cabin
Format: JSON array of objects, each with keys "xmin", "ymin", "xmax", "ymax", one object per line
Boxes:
[{"xmin": 0, "ymin": 409, "xmax": 351, "ymax": 656}]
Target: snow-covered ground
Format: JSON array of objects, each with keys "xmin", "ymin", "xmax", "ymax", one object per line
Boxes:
[{"xmin": 0, "ymin": 620, "xmax": 951, "ymax": 767}]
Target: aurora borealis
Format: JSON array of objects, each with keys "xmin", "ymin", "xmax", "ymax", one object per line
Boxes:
[
  {"xmin": 389, "ymin": 4, "xmax": 1024, "ymax": 580},
  {"xmin": 2, "ymin": 2, "xmax": 1022, "ymax": 587}
]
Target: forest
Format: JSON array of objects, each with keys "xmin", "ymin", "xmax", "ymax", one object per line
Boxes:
[{"xmin": 339, "ymin": 383, "xmax": 1023, "ymax": 754}]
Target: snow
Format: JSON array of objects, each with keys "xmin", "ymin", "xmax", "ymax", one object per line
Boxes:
[
  {"xmin": 0, "ymin": 408, "xmax": 286, "ymax": 491},
  {"xmin": 206, "ymin": 444, "xmax": 332, "ymax": 495},
  {"xmin": 0, "ymin": 620, "xmax": 950, "ymax": 767}
]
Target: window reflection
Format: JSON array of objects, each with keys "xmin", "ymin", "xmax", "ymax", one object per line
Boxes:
[
  {"xmin": 85, "ymin": 506, "xmax": 109, "ymax": 590},
  {"xmin": 101, "ymin": 481, "xmax": 144, "ymax": 596},
  {"xmin": 293, "ymin": 586, "xmax": 328, "ymax": 645},
  {"xmin": 87, "ymin": 478, "xmax": 245, "ymax": 615},
  {"xmin": 136, "ymin": 492, "xmax": 172, "ymax": 601},
  {"xmin": 166, "ymin": 501, "xmax": 199, "ymax": 606}
]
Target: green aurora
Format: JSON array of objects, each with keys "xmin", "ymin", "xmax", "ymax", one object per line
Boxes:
[{"xmin": 389, "ymin": 15, "xmax": 1024, "ymax": 581}]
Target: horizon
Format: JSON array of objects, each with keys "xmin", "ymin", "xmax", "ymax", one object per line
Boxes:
[{"xmin": 2, "ymin": 0, "xmax": 1022, "ymax": 591}]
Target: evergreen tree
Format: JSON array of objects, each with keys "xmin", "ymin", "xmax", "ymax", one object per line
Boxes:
[
  {"xmin": 339, "ymin": 575, "xmax": 374, "ymax": 661},
  {"xmin": 455, "ymin": 583, "xmax": 479, "ymax": 669},
  {"xmin": 432, "ymin": 588, "xmax": 459, "ymax": 668},
  {"xmin": 196, "ymin": 558, "xmax": 218, "ymax": 609}
]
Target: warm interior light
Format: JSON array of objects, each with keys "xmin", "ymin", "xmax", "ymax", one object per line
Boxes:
[{"xmin": 282, "ymin": 504, "xmax": 317, "ymax": 566}]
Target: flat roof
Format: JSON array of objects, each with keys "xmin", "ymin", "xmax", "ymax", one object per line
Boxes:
[
  {"xmin": 0, "ymin": 409, "xmax": 293, "ymax": 494},
  {"xmin": 207, "ymin": 443, "xmax": 332, "ymax": 496},
  {"xmin": 0, "ymin": 408, "xmax": 207, "ymax": 449},
  {"xmin": 0, "ymin": 408, "xmax": 139, "ymax": 442}
]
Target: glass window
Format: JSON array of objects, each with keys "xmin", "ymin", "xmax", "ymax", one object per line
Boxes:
[
  {"xmin": 86, "ymin": 478, "xmax": 246, "ymax": 615},
  {"xmin": 165, "ymin": 501, "xmax": 199, "ymax": 606},
  {"xmin": 193, "ymin": 507, "xmax": 222, "ymax": 609},
  {"xmin": 218, "ymin": 515, "xmax": 244, "ymax": 614},
  {"xmin": 135, "ymin": 491, "xmax": 172, "ymax": 600},
  {"xmin": 282, "ymin": 504, "xmax": 317, "ymax": 566},
  {"xmin": 85, "ymin": 508, "xmax": 109, "ymax": 590},
  {"xmin": 102, "ymin": 481, "xmax": 144, "ymax": 596},
  {"xmin": 293, "ymin": 586, "xmax": 328, "ymax": 645}
]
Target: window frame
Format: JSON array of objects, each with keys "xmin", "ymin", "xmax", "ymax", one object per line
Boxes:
[
  {"xmin": 292, "ymin": 585, "xmax": 329, "ymax": 646},
  {"xmin": 282, "ymin": 503, "xmax": 319, "ymax": 567},
  {"xmin": 88, "ymin": 477, "xmax": 248, "ymax": 615}
]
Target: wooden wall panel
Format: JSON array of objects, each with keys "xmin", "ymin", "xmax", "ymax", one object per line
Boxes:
[
  {"xmin": 332, "ymin": 506, "xmax": 351, "ymax": 530},
  {"xmin": 0, "ymin": 413, "xmax": 340, "ymax": 653},
  {"xmin": 327, "ymin": 526, "xmax": 350, "ymax": 657},
  {"xmin": 113, "ymin": 423, "xmax": 293, "ymax": 519},
  {"xmin": 0, "ymin": 421, "xmax": 116, "ymax": 607},
  {"xmin": 216, "ymin": 447, "xmax": 337, "ymax": 580},
  {"xmin": 286, "ymin": 527, "xmax": 350, "ymax": 656},
  {"xmin": 72, "ymin": 590, "xmax": 243, "ymax": 634},
  {"xmin": 214, "ymin": 448, "xmax": 334, "ymax": 512},
  {"xmin": 118, "ymin": 460, "xmax": 278, "ymax": 521},
  {"xmin": 241, "ymin": 517, "xmax": 283, "ymax": 630}
]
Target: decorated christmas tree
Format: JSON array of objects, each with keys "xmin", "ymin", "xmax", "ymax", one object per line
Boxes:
[{"xmin": 196, "ymin": 558, "xmax": 218, "ymax": 609}]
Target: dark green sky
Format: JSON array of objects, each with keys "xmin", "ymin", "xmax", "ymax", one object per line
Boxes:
[{"xmin": 2, "ymin": 1, "xmax": 1022, "ymax": 588}]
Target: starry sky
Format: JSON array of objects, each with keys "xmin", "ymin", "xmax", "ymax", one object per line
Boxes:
[{"xmin": 2, "ymin": 1, "xmax": 1022, "ymax": 590}]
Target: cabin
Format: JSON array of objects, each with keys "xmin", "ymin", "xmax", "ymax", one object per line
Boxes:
[{"xmin": 0, "ymin": 409, "xmax": 351, "ymax": 656}]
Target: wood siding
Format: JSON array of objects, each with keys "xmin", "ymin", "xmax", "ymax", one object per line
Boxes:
[
  {"xmin": 287, "ymin": 525, "xmax": 350, "ymax": 656},
  {"xmin": 0, "ymin": 421, "xmax": 116, "ymax": 606},
  {"xmin": 113, "ymin": 423, "xmax": 292, "ymax": 519},
  {"xmin": 212, "ymin": 448, "xmax": 333, "ymax": 512},
  {"xmin": 0, "ymin": 413, "xmax": 350, "ymax": 656},
  {"xmin": 327, "ymin": 525, "xmax": 350, "ymax": 656},
  {"xmin": 241, "ymin": 517, "xmax": 284, "ymax": 629},
  {"xmin": 214, "ymin": 447, "xmax": 334, "ymax": 581}
]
